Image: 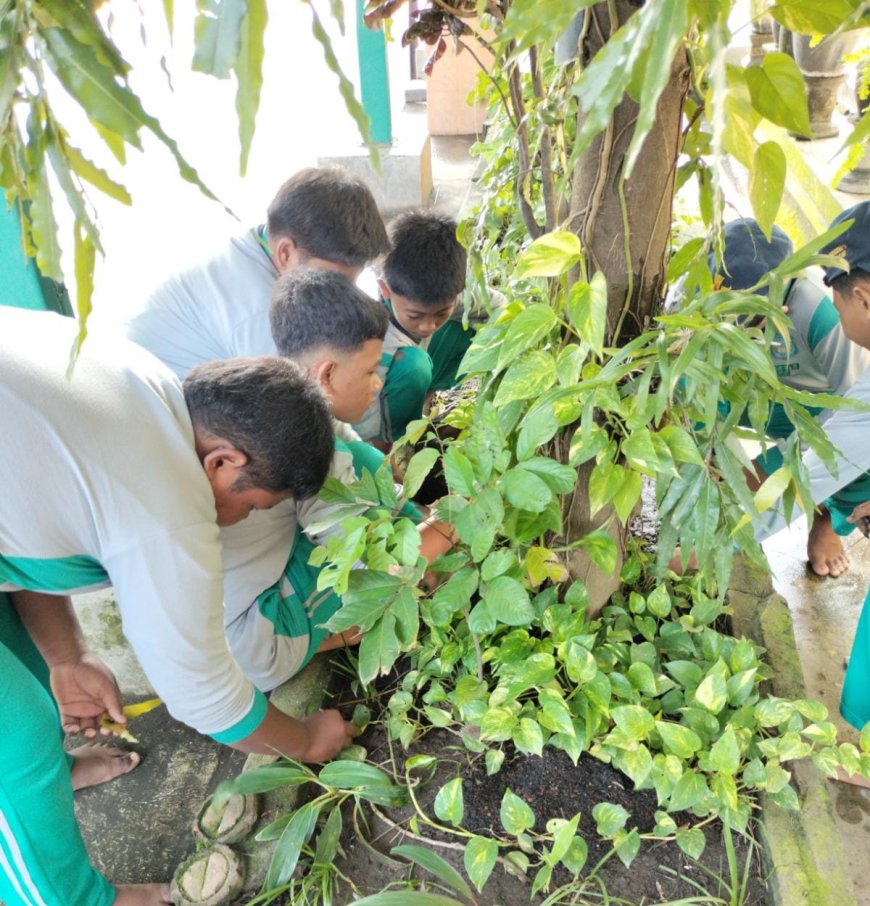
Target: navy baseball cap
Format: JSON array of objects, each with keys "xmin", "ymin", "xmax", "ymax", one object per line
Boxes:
[
  {"xmin": 708, "ymin": 218, "xmax": 793, "ymax": 294},
  {"xmin": 821, "ymin": 201, "xmax": 870, "ymax": 286}
]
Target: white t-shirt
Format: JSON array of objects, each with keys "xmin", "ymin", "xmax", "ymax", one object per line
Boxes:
[
  {"xmin": 124, "ymin": 229, "xmax": 279, "ymax": 379},
  {"xmin": 0, "ymin": 309, "xmax": 263, "ymax": 740}
]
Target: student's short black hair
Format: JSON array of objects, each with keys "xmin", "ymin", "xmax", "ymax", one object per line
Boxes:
[
  {"xmin": 183, "ymin": 357, "xmax": 333, "ymax": 499},
  {"xmin": 267, "ymin": 168, "xmax": 389, "ymax": 269},
  {"xmin": 830, "ymin": 268, "xmax": 870, "ymax": 297},
  {"xmin": 382, "ymin": 211, "xmax": 467, "ymax": 306},
  {"xmin": 270, "ymin": 269, "xmax": 388, "ymax": 358}
]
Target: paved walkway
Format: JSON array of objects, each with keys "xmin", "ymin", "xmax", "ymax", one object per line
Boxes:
[{"xmin": 763, "ymin": 523, "xmax": 870, "ymax": 905}]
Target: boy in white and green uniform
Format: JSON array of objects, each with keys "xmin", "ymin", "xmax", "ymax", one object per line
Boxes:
[
  {"xmin": 124, "ymin": 167, "xmax": 389, "ymax": 378},
  {"xmin": 753, "ymin": 202, "xmax": 870, "ymax": 746},
  {"xmin": 0, "ymin": 308, "xmax": 356, "ymax": 906},
  {"xmin": 711, "ymin": 218, "xmax": 870, "ymax": 577},
  {"xmin": 223, "ymin": 270, "xmax": 438, "ymax": 692},
  {"xmin": 354, "ymin": 211, "xmax": 472, "ymax": 449}
]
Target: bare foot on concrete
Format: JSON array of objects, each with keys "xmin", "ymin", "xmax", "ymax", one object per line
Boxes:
[
  {"xmin": 114, "ymin": 883, "xmax": 172, "ymax": 904},
  {"xmin": 807, "ymin": 509, "xmax": 849, "ymax": 577},
  {"xmin": 70, "ymin": 743, "xmax": 141, "ymax": 791},
  {"xmin": 834, "ymin": 765, "xmax": 870, "ymax": 790}
]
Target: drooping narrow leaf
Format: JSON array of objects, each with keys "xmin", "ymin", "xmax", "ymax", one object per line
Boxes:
[
  {"xmin": 308, "ymin": 0, "xmax": 379, "ymax": 171},
  {"xmin": 264, "ymin": 799, "xmax": 325, "ymax": 889},
  {"xmin": 192, "ymin": 0, "xmax": 246, "ymax": 78},
  {"xmin": 69, "ymin": 220, "xmax": 96, "ymax": 368},
  {"xmin": 24, "ymin": 111, "xmax": 63, "ymax": 280},
  {"xmin": 236, "ymin": 0, "xmax": 267, "ymax": 175}
]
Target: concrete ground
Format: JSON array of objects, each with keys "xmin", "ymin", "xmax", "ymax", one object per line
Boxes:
[{"xmin": 762, "ymin": 523, "xmax": 870, "ymax": 905}]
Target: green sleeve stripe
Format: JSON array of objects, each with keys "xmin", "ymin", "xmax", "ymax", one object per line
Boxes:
[
  {"xmin": 806, "ymin": 296, "xmax": 840, "ymax": 350},
  {"xmin": 210, "ymin": 688, "xmax": 268, "ymax": 744},
  {"xmin": 0, "ymin": 553, "xmax": 108, "ymax": 592}
]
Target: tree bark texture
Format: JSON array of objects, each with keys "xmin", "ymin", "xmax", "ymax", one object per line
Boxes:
[{"xmin": 560, "ymin": 0, "xmax": 690, "ymax": 611}]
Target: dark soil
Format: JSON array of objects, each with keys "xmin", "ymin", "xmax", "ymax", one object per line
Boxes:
[{"xmin": 325, "ymin": 716, "xmax": 769, "ymax": 906}]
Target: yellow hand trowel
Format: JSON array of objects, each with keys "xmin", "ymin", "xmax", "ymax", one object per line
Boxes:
[{"xmin": 100, "ymin": 697, "xmax": 162, "ymax": 743}]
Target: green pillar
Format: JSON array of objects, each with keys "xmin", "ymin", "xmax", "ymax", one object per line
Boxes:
[
  {"xmin": 356, "ymin": 0, "xmax": 392, "ymax": 144},
  {"xmin": 0, "ymin": 201, "xmax": 71, "ymax": 315}
]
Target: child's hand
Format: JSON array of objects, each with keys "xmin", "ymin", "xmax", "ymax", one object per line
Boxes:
[
  {"xmin": 847, "ymin": 502, "xmax": 870, "ymax": 538},
  {"xmin": 299, "ymin": 709, "xmax": 359, "ymax": 762}
]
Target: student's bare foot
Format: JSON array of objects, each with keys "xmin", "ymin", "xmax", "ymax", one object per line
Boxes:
[
  {"xmin": 834, "ymin": 765, "xmax": 870, "ymax": 790},
  {"xmin": 114, "ymin": 883, "xmax": 172, "ymax": 904},
  {"xmin": 807, "ymin": 510, "xmax": 849, "ymax": 577},
  {"xmin": 70, "ymin": 742, "xmax": 141, "ymax": 791}
]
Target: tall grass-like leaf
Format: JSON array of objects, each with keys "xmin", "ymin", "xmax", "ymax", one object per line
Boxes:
[
  {"xmin": 265, "ymin": 799, "xmax": 325, "ymax": 889},
  {"xmin": 69, "ymin": 221, "xmax": 95, "ymax": 369},
  {"xmin": 39, "ymin": 27, "xmax": 227, "ymax": 211},
  {"xmin": 192, "ymin": 0, "xmax": 245, "ymax": 78},
  {"xmin": 236, "ymin": 0, "xmax": 267, "ymax": 175},
  {"xmin": 307, "ymin": 0, "xmax": 379, "ymax": 171},
  {"xmin": 353, "ymin": 893, "xmax": 468, "ymax": 906},
  {"xmin": 391, "ymin": 844, "xmax": 474, "ymax": 900},
  {"xmin": 24, "ymin": 112, "xmax": 63, "ymax": 280}
]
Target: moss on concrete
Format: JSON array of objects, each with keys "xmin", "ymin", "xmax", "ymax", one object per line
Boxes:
[{"xmin": 728, "ymin": 554, "xmax": 858, "ymax": 906}]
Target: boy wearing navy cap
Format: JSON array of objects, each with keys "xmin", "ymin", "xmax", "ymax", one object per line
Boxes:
[
  {"xmin": 713, "ymin": 218, "xmax": 870, "ymax": 577},
  {"xmin": 753, "ymin": 201, "xmax": 870, "ymax": 772}
]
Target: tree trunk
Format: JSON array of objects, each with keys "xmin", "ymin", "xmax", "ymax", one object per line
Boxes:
[{"xmin": 560, "ymin": 0, "xmax": 690, "ymax": 612}]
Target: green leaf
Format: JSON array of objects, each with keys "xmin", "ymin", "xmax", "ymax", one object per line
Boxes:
[
  {"xmin": 513, "ymin": 718, "xmax": 545, "ymax": 756},
  {"xmin": 753, "ymin": 464, "xmax": 792, "ymax": 514},
  {"xmin": 455, "ymin": 488, "xmax": 504, "ymax": 562},
  {"xmin": 676, "ymin": 826, "xmax": 706, "ymax": 859},
  {"xmin": 69, "ymin": 222, "xmax": 96, "ymax": 365},
  {"xmin": 486, "ymin": 749, "xmax": 505, "ymax": 775},
  {"xmin": 444, "ymin": 446, "xmax": 476, "ymax": 496},
  {"xmin": 497, "ymin": 304, "xmax": 559, "ymax": 369},
  {"xmin": 614, "ymin": 745, "xmax": 653, "ymax": 787},
  {"xmin": 192, "ymin": 0, "xmax": 245, "ymax": 78},
  {"xmin": 354, "ymin": 894, "xmax": 475, "ymax": 906},
  {"xmin": 314, "ymin": 805, "xmax": 342, "ymax": 863},
  {"xmin": 64, "ymin": 143, "xmax": 131, "ymax": 204},
  {"xmin": 656, "ymin": 721, "xmax": 703, "ymax": 758},
  {"xmin": 500, "ymin": 0, "xmax": 598, "ymax": 51},
  {"xmin": 480, "ymin": 707, "xmax": 518, "ymax": 741},
  {"xmin": 647, "ymin": 585, "xmax": 671, "ymax": 619},
  {"xmin": 494, "ymin": 350, "xmax": 558, "ymax": 406},
  {"xmin": 235, "ymin": 0, "xmax": 267, "ymax": 175},
  {"xmin": 464, "ymin": 836, "xmax": 499, "ymax": 893},
  {"xmin": 539, "ymin": 689, "xmax": 576, "ymax": 736},
  {"xmin": 749, "ymin": 141, "xmax": 786, "ymax": 238},
  {"xmin": 561, "ymin": 836, "xmax": 588, "ymax": 874},
  {"xmin": 307, "ymin": 2, "xmax": 378, "ymax": 170},
  {"xmin": 433, "ymin": 777, "xmax": 465, "ymax": 826},
  {"xmin": 668, "ymin": 770, "xmax": 708, "ymax": 812},
  {"xmin": 567, "ymin": 273, "xmax": 608, "ymax": 354},
  {"xmin": 518, "ymin": 458, "xmax": 578, "ymax": 494},
  {"xmin": 658, "ymin": 425, "xmax": 704, "ymax": 465},
  {"xmin": 577, "ymin": 530, "xmax": 618, "ymax": 574},
  {"xmin": 319, "ymin": 761, "xmax": 395, "ymax": 789},
  {"xmin": 213, "ymin": 763, "xmax": 313, "ymax": 804},
  {"xmin": 708, "ymin": 727, "xmax": 741, "ymax": 774},
  {"xmin": 515, "ymin": 230, "xmax": 582, "ymax": 278},
  {"xmin": 404, "ymin": 447, "xmax": 440, "ymax": 500},
  {"xmin": 622, "ymin": 0, "xmax": 690, "ymax": 177},
  {"xmin": 265, "ymin": 799, "xmax": 324, "ymax": 888},
  {"xmin": 357, "ymin": 611, "xmax": 400, "ymax": 684},
  {"xmin": 745, "ymin": 52, "xmax": 811, "ymax": 138},
  {"xmin": 501, "ymin": 788, "xmax": 536, "ymax": 835},
  {"xmin": 694, "ymin": 671, "xmax": 728, "ymax": 714},
  {"xmin": 391, "ymin": 845, "xmax": 473, "ymax": 899},
  {"xmin": 592, "ymin": 802, "xmax": 629, "ymax": 838},
  {"xmin": 483, "ymin": 575, "xmax": 536, "ymax": 625},
  {"xmin": 502, "ymin": 468, "xmax": 553, "ymax": 513},
  {"xmin": 614, "ymin": 828, "xmax": 641, "ymax": 868},
  {"xmin": 769, "ymin": 0, "xmax": 858, "ymax": 34},
  {"xmin": 431, "ymin": 567, "xmax": 479, "ymax": 626},
  {"xmin": 565, "ymin": 641, "xmax": 598, "ymax": 684},
  {"xmin": 611, "ymin": 705, "xmax": 656, "ymax": 741},
  {"xmin": 612, "ymin": 469, "xmax": 643, "ymax": 523}
]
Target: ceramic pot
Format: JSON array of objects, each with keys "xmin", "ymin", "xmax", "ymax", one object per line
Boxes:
[{"xmin": 793, "ymin": 32, "xmax": 859, "ymax": 139}]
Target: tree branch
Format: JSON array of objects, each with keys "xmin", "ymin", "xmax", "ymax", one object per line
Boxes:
[
  {"xmin": 506, "ymin": 46, "xmax": 543, "ymax": 239},
  {"xmin": 529, "ymin": 45, "xmax": 559, "ymax": 232}
]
